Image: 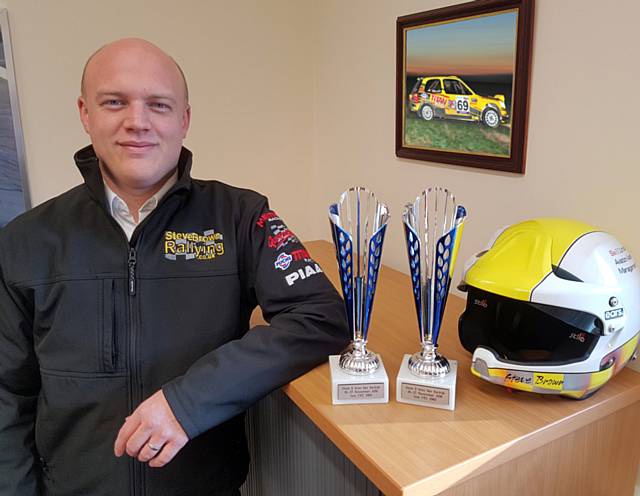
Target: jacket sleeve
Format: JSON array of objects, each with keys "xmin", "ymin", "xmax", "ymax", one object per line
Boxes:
[
  {"xmin": 0, "ymin": 261, "xmax": 40, "ymax": 495},
  {"xmin": 163, "ymin": 197, "xmax": 350, "ymax": 438}
]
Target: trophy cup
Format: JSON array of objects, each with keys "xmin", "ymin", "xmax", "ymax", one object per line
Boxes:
[
  {"xmin": 396, "ymin": 188, "xmax": 466, "ymax": 410},
  {"xmin": 328, "ymin": 187, "xmax": 390, "ymax": 405}
]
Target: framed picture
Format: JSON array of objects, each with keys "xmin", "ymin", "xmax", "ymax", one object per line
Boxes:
[
  {"xmin": 0, "ymin": 8, "xmax": 29, "ymax": 228},
  {"xmin": 396, "ymin": 0, "xmax": 534, "ymax": 173}
]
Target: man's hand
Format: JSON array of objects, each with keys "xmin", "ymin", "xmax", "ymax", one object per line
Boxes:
[{"xmin": 114, "ymin": 390, "xmax": 189, "ymax": 467}]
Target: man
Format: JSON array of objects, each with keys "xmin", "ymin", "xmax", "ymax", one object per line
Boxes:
[{"xmin": 0, "ymin": 38, "xmax": 349, "ymax": 495}]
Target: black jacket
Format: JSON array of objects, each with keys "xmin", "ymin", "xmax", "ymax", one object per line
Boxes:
[{"xmin": 0, "ymin": 146, "xmax": 349, "ymax": 495}]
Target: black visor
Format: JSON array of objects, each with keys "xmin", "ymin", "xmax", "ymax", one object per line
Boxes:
[{"xmin": 459, "ymin": 287, "xmax": 599, "ymax": 365}]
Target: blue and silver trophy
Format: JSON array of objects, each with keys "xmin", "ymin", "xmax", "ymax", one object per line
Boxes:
[
  {"xmin": 396, "ymin": 188, "xmax": 466, "ymax": 410},
  {"xmin": 328, "ymin": 187, "xmax": 390, "ymax": 404}
]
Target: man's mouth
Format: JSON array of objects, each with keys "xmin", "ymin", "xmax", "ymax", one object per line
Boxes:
[{"xmin": 118, "ymin": 141, "xmax": 157, "ymax": 151}]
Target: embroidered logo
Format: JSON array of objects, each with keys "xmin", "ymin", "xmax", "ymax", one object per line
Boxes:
[
  {"xmin": 274, "ymin": 252, "xmax": 293, "ymax": 270},
  {"xmin": 290, "ymin": 248, "xmax": 311, "ymax": 262},
  {"xmin": 256, "ymin": 211, "xmax": 280, "ymax": 228},
  {"xmin": 285, "ymin": 263, "xmax": 323, "ymax": 286},
  {"xmin": 164, "ymin": 229, "xmax": 224, "ymax": 261},
  {"xmin": 268, "ymin": 225, "xmax": 298, "ymax": 250}
]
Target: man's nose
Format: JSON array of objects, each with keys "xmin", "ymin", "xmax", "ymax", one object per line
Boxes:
[{"xmin": 123, "ymin": 102, "xmax": 151, "ymax": 131}]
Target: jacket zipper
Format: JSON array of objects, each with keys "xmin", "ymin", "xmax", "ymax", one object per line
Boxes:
[
  {"xmin": 89, "ymin": 169, "xmax": 184, "ymax": 495},
  {"xmin": 128, "ymin": 248, "xmax": 137, "ymax": 296},
  {"xmin": 100, "ymin": 191, "xmax": 181, "ymax": 496},
  {"xmin": 127, "ymin": 245, "xmax": 144, "ymax": 495}
]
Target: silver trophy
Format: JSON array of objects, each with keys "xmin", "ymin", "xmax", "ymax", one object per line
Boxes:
[
  {"xmin": 328, "ymin": 187, "xmax": 390, "ymax": 404},
  {"xmin": 397, "ymin": 188, "xmax": 466, "ymax": 410}
]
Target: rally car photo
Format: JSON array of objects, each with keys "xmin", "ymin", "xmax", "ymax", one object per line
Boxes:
[{"xmin": 408, "ymin": 76, "xmax": 509, "ymax": 128}]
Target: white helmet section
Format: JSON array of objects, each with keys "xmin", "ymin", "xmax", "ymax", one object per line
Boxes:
[{"xmin": 531, "ymin": 232, "xmax": 640, "ymax": 340}]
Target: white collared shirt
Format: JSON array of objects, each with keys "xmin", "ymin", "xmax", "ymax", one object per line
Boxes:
[{"xmin": 104, "ymin": 170, "xmax": 178, "ymax": 240}]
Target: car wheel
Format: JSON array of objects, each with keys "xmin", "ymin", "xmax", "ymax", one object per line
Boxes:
[
  {"xmin": 482, "ymin": 108, "xmax": 500, "ymax": 128},
  {"xmin": 420, "ymin": 104, "xmax": 434, "ymax": 121}
]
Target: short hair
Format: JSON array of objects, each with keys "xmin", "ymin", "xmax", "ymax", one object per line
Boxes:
[{"xmin": 80, "ymin": 44, "xmax": 189, "ymax": 103}]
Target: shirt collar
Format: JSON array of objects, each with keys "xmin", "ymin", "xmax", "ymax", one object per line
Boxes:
[
  {"xmin": 74, "ymin": 145, "xmax": 194, "ymax": 209},
  {"xmin": 104, "ymin": 170, "xmax": 179, "ymax": 217}
]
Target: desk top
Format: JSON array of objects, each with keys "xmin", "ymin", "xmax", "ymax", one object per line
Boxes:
[{"xmin": 278, "ymin": 241, "xmax": 640, "ymax": 496}]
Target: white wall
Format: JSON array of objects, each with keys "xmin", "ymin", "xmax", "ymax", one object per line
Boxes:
[
  {"xmin": 4, "ymin": 0, "xmax": 315, "ymax": 231},
  {"xmin": 309, "ymin": 0, "xmax": 640, "ymax": 284}
]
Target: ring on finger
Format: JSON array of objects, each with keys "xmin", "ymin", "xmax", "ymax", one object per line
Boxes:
[{"xmin": 148, "ymin": 443, "xmax": 161, "ymax": 452}]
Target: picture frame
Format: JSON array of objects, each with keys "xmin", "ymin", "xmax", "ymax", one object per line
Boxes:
[
  {"xmin": 0, "ymin": 8, "xmax": 29, "ymax": 228},
  {"xmin": 396, "ymin": 0, "xmax": 534, "ymax": 173}
]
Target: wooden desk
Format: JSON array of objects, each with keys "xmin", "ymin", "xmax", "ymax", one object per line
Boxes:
[{"xmin": 275, "ymin": 240, "xmax": 640, "ymax": 496}]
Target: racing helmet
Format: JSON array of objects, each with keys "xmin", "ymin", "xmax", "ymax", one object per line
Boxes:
[{"xmin": 458, "ymin": 218, "xmax": 640, "ymax": 399}]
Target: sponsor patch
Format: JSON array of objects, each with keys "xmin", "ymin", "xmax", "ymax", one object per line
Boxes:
[
  {"xmin": 285, "ymin": 263, "xmax": 323, "ymax": 286},
  {"xmin": 605, "ymin": 308, "xmax": 624, "ymax": 320},
  {"xmin": 569, "ymin": 332, "xmax": 587, "ymax": 343},
  {"xmin": 609, "ymin": 246, "xmax": 626, "ymax": 257},
  {"xmin": 256, "ymin": 211, "xmax": 280, "ymax": 228},
  {"xmin": 429, "ymin": 93, "xmax": 447, "ymax": 108},
  {"xmin": 291, "ymin": 248, "xmax": 311, "ymax": 261},
  {"xmin": 268, "ymin": 224, "xmax": 299, "ymax": 250},
  {"xmin": 274, "ymin": 252, "xmax": 293, "ymax": 270},
  {"xmin": 608, "ymin": 246, "xmax": 636, "ymax": 274},
  {"xmin": 473, "ymin": 298, "xmax": 488, "ymax": 308},
  {"xmin": 164, "ymin": 229, "xmax": 224, "ymax": 261}
]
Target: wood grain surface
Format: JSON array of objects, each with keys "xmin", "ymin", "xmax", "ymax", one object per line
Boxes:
[{"xmin": 254, "ymin": 240, "xmax": 640, "ymax": 495}]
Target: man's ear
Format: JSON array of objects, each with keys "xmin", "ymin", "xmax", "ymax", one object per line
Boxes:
[
  {"xmin": 181, "ymin": 104, "xmax": 191, "ymax": 138},
  {"xmin": 78, "ymin": 96, "xmax": 91, "ymax": 134}
]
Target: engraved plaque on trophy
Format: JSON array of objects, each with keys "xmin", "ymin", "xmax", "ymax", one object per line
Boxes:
[
  {"xmin": 328, "ymin": 187, "xmax": 389, "ymax": 405},
  {"xmin": 396, "ymin": 188, "xmax": 466, "ymax": 410}
]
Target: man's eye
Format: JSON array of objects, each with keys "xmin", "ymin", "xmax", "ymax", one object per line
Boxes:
[
  {"xmin": 102, "ymin": 99, "xmax": 125, "ymax": 107},
  {"xmin": 150, "ymin": 102, "xmax": 171, "ymax": 111}
]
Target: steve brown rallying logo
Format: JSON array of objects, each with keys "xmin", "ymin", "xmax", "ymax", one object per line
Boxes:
[{"xmin": 164, "ymin": 229, "xmax": 225, "ymax": 260}]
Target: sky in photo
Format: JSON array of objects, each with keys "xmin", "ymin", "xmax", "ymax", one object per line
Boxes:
[{"xmin": 406, "ymin": 10, "xmax": 518, "ymax": 76}]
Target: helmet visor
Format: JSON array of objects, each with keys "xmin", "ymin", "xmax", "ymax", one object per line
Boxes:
[{"xmin": 460, "ymin": 287, "xmax": 599, "ymax": 365}]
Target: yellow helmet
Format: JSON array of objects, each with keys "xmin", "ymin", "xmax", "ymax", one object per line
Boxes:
[{"xmin": 459, "ymin": 218, "xmax": 640, "ymax": 399}]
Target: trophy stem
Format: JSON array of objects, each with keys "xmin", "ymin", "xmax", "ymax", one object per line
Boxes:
[
  {"xmin": 408, "ymin": 341, "xmax": 450, "ymax": 378},
  {"xmin": 420, "ymin": 280, "xmax": 431, "ymax": 345},
  {"xmin": 339, "ymin": 338, "xmax": 380, "ymax": 375}
]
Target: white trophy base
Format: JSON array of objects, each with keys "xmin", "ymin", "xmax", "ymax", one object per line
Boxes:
[
  {"xmin": 329, "ymin": 355, "xmax": 389, "ymax": 405},
  {"xmin": 396, "ymin": 354, "xmax": 457, "ymax": 410}
]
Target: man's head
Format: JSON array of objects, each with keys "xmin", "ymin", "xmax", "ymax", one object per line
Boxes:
[{"xmin": 78, "ymin": 38, "xmax": 191, "ymax": 196}]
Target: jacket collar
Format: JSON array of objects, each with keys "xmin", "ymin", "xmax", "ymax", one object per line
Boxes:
[{"xmin": 73, "ymin": 144, "xmax": 193, "ymax": 208}]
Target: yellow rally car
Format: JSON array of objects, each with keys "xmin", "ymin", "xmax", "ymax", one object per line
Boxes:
[{"xmin": 408, "ymin": 76, "xmax": 509, "ymax": 128}]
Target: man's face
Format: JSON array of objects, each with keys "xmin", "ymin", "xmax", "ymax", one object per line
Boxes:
[{"xmin": 78, "ymin": 42, "xmax": 190, "ymax": 193}]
